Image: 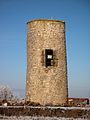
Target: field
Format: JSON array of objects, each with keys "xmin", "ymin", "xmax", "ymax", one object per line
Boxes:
[
  {"xmin": 0, "ymin": 106, "xmax": 90, "ymax": 120},
  {"xmin": 0, "ymin": 116, "xmax": 89, "ymax": 120}
]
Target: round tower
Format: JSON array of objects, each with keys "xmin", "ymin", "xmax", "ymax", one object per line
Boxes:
[{"xmin": 26, "ymin": 19, "xmax": 68, "ymax": 106}]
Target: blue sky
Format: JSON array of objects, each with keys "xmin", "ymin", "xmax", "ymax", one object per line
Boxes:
[{"xmin": 0, "ymin": 0, "xmax": 90, "ymax": 98}]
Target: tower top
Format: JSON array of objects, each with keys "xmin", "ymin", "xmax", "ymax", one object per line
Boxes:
[{"xmin": 27, "ymin": 19, "xmax": 65, "ymax": 24}]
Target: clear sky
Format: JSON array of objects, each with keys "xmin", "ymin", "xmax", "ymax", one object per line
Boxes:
[{"xmin": 0, "ymin": 0, "xmax": 90, "ymax": 98}]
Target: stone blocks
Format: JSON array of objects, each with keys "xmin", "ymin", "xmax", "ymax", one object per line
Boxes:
[{"xmin": 26, "ymin": 19, "xmax": 68, "ymax": 106}]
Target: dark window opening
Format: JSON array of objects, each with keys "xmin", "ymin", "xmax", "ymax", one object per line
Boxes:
[{"xmin": 45, "ymin": 49, "xmax": 53, "ymax": 67}]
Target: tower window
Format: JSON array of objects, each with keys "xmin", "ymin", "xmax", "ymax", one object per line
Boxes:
[{"xmin": 45, "ymin": 49, "xmax": 53, "ymax": 67}]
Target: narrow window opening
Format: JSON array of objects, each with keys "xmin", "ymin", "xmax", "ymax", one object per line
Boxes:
[{"xmin": 45, "ymin": 49, "xmax": 53, "ymax": 67}]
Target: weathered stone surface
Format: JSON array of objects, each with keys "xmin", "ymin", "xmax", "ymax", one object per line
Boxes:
[{"xmin": 26, "ymin": 19, "xmax": 68, "ymax": 105}]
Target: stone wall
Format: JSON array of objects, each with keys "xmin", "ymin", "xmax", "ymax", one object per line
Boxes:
[{"xmin": 26, "ymin": 19, "xmax": 68, "ymax": 105}]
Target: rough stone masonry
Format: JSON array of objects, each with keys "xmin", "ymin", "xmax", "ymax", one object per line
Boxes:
[{"xmin": 26, "ymin": 19, "xmax": 68, "ymax": 106}]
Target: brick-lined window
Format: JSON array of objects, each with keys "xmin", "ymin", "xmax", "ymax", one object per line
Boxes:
[{"xmin": 45, "ymin": 49, "xmax": 53, "ymax": 67}]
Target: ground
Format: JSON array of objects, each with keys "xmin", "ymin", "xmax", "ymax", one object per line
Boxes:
[
  {"xmin": 0, "ymin": 116, "xmax": 89, "ymax": 120},
  {"xmin": 0, "ymin": 106, "xmax": 90, "ymax": 120}
]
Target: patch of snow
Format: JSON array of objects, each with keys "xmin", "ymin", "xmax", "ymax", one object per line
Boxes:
[
  {"xmin": 0, "ymin": 106, "xmax": 90, "ymax": 110},
  {"xmin": 3, "ymin": 103, "xmax": 7, "ymax": 107}
]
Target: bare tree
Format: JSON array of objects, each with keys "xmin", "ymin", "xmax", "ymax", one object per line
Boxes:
[{"xmin": 0, "ymin": 85, "xmax": 13, "ymax": 101}]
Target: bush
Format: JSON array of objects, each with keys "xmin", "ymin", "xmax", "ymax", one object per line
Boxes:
[{"xmin": 0, "ymin": 85, "xmax": 14, "ymax": 101}]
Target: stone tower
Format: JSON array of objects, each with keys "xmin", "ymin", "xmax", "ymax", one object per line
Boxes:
[{"xmin": 26, "ymin": 19, "xmax": 68, "ymax": 106}]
